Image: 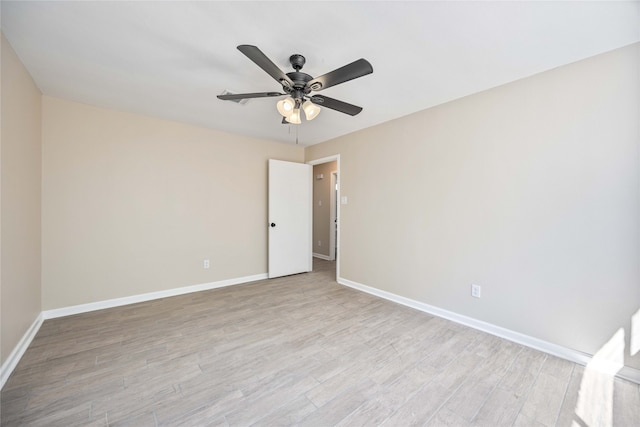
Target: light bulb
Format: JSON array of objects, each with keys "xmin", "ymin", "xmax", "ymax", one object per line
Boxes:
[
  {"xmin": 286, "ymin": 108, "xmax": 301, "ymax": 124},
  {"xmin": 276, "ymin": 97, "xmax": 295, "ymax": 117},
  {"xmin": 302, "ymin": 100, "xmax": 321, "ymax": 121}
]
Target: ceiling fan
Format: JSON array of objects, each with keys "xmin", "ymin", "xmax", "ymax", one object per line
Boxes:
[{"xmin": 217, "ymin": 45, "xmax": 373, "ymax": 124}]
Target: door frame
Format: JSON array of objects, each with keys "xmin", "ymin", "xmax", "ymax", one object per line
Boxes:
[
  {"xmin": 307, "ymin": 155, "xmax": 340, "ymax": 278},
  {"xmin": 329, "ymin": 171, "xmax": 338, "ymax": 261}
]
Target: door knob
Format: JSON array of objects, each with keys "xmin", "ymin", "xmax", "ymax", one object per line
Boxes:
[{"xmin": 270, "ymin": 223, "xmax": 276, "ymax": 227}]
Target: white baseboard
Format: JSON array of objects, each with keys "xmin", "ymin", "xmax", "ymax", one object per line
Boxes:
[
  {"xmin": 619, "ymin": 366, "xmax": 640, "ymax": 384},
  {"xmin": 312, "ymin": 253, "xmax": 331, "ymax": 261},
  {"xmin": 1, "ymin": 313, "xmax": 44, "ymax": 389},
  {"xmin": 338, "ymin": 277, "xmax": 640, "ymax": 384},
  {"xmin": 43, "ymin": 273, "xmax": 268, "ymax": 320}
]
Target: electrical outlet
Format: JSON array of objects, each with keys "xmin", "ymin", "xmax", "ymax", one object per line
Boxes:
[
  {"xmin": 471, "ymin": 284, "xmax": 481, "ymax": 298},
  {"xmin": 204, "ymin": 259, "xmax": 210, "ymax": 269},
  {"xmin": 318, "ymin": 240, "xmax": 322, "ymax": 246}
]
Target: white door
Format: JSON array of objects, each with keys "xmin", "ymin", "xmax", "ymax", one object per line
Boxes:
[{"xmin": 268, "ymin": 159, "xmax": 312, "ymax": 278}]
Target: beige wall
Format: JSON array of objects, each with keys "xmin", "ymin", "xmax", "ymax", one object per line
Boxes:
[
  {"xmin": 306, "ymin": 43, "xmax": 640, "ymax": 370},
  {"xmin": 41, "ymin": 97, "xmax": 303, "ymax": 310},
  {"xmin": 1, "ymin": 34, "xmax": 42, "ymax": 365},
  {"xmin": 313, "ymin": 161, "xmax": 337, "ymax": 257}
]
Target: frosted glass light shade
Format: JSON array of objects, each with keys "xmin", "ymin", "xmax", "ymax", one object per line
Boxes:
[
  {"xmin": 276, "ymin": 97, "xmax": 295, "ymax": 117},
  {"xmin": 285, "ymin": 108, "xmax": 302, "ymax": 124},
  {"xmin": 302, "ymin": 100, "xmax": 321, "ymax": 121}
]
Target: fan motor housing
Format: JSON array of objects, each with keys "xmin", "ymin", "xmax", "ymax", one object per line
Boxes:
[{"xmin": 286, "ymin": 71, "xmax": 313, "ymax": 91}]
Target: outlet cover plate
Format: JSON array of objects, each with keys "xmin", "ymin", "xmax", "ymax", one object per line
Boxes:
[{"xmin": 471, "ymin": 284, "xmax": 481, "ymax": 298}]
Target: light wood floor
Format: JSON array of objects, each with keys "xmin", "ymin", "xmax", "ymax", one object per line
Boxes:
[{"xmin": 2, "ymin": 259, "xmax": 638, "ymax": 426}]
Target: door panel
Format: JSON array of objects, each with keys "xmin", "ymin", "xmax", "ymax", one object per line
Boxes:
[{"xmin": 268, "ymin": 159, "xmax": 312, "ymax": 278}]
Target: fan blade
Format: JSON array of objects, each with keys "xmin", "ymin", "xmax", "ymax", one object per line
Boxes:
[
  {"xmin": 310, "ymin": 95, "xmax": 363, "ymax": 116},
  {"xmin": 281, "ymin": 117, "xmax": 288, "ymax": 124},
  {"xmin": 306, "ymin": 58, "xmax": 372, "ymax": 92},
  {"xmin": 237, "ymin": 45, "xmax": 294, "ymax": 88},
  {"xmin": 217, "ymin": 92, "xmax": 284, "ymax": 101}
]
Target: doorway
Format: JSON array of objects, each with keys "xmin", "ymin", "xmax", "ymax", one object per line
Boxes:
[
  {"xmin": 330, "ymin": 171, "xmax": 338, "ymax": 261},
  {"xmin": 308, "ymin": 155, "xmax": 340, "ymax": 279}
]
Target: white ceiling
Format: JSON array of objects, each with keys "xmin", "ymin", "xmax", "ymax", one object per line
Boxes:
[{"xmin": 2, "ymin": 1, "xmax": 639, "ymax": 146}]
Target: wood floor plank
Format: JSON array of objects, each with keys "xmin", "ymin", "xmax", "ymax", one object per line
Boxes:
[
  {"xmin": 154, "ymin": 387, "xmax": 242, "ymax": 426},
  {"xmin": 513, "ymin": 412, "xmax": 547, "ymax": 427},
  {"xmin": 432, "ymin": 349, "xmax": 485, "ymax": 391},
  {"xmin": 225, "ymin": 374, "xmax": 319, "ymax": 426},
  {"xmin": 517, "ymin": 357, "xmax": 574, "ymax": 426},
  {"xmin": 335, "ymin": 365, "xmax": 433, "ymax": 426},
  {"xmin": 498, "ymin": 347, "xmax": 546, "ymax": 398},
  {"xmin": 441, "ymin": 375, "xmax": 496, "ymax": 422},
  {"xmin": 555, "ymin": 364, "xmax": 584, "ymax": 426},
  {"xmin": 379, "ymin": 379, "xmax": 451, "ymax": 426},
  {"xmin": 298, "ymin": 378, "xmax": 379, "ymax": 426},
  {"xmin": 109, "ymin": 411, "xmax": 157, "ymax": 427},
  {"xmin": 2, "ymin": 259, "xmax": 638, "ymax": 427},
  {"xmin": 250, "ymin": 395, "xmax": 317, "ymax": 426},
  {"xmin": 426, "ymin": 407, "xmax": 471, "ymax": 427},
  {"xmin": 305, "ymin": 362, "xmax": 378, "ymax": 408},
  {"xmin": 612, "ymin": 376, "xmax": 640, "ymax": 426},
  {"xmin": 471, "ymin": 387, "xmax": 523, "ymax": 427},
  {"xmin": 368, "ymin": 347, "xmax": 433, "ymax": 386}
]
